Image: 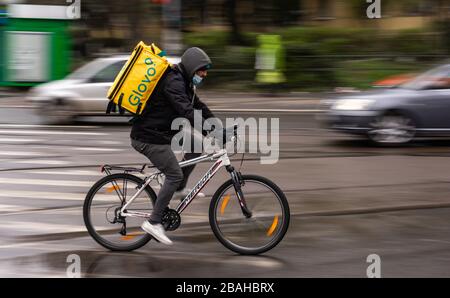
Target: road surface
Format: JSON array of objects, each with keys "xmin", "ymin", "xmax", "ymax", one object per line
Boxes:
[{"xmin": 0, "ymin": 104, "xmax": 450, "ymax": 277}]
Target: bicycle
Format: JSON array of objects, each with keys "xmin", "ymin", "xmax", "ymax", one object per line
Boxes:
[{"xmin": 83, "ymin": 127, "xmax": 290, "ymax": 255}]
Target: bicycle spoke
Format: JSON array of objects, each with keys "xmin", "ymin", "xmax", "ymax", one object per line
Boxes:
[
  {"xmin": 211, "ymin": 176, "xmax": 289, "ymax": 255},
  {"xmin": 84, "ymin": 174, "xmax": 156, "ymax": 251}
]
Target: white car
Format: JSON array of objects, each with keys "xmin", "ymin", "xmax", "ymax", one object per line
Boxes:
[{"xmin": 28, "ymin": 55, "xmax": 181, "ymax": 123}]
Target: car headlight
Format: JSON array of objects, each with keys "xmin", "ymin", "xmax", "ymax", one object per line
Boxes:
[{"xmin": 332, "ymin": 99, "xmax": 374, "ymax": 111}]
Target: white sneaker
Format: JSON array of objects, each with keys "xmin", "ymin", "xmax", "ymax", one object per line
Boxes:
[
  {"xmin": 174, "ymin": 188, "xmax": 205, "ymax": 201},
  {"xmin": 141, "ymin": 221, "xmax": 173, "ymax": 245}
]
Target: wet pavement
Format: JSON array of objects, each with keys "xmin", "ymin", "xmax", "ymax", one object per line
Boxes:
[{"xmin": 0, "ymin": 105, "xmax": 450, "ymax": 277}]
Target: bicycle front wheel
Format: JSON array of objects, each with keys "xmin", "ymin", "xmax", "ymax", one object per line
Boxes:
[
  {"xmin": 83, "ymin": 173, "xmax": 156, "ymax": 251},
  {"xmin": 209, "ymin": 175, "xmax": 290, "ymax": 255}
]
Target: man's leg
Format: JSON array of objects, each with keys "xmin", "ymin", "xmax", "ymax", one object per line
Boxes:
[
  {"xmin": 177, "ymin": 152, "xmax": 201, "ymax": 191},
  {"xmin": 177, "ymin": 127, "xmax": 203, "ymax": 191},
  {"xmin": 131, "ymin": 139, "xmax": 184, "ymax": 223}
]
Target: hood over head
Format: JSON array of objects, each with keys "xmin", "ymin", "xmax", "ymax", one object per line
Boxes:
[{"xmin": 180, "ymin": 47, "xmax": 212, "ymax": 79}]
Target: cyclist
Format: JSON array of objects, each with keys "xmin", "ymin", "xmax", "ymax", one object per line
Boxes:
[{"xmin": 130, "ymin": 47, "xmax": 219, "ymax": 245}]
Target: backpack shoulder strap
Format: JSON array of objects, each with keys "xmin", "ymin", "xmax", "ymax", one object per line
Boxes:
[{"xmin": 106, "ymin": 101, "xmax": 116, "ymax": 114}]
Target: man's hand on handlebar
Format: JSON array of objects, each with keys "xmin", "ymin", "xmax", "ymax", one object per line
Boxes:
[{"xmin": 208, "ymin": 125, "xmax": 238, "ymax": 148}]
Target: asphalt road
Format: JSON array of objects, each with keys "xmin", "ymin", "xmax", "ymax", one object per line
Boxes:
[{"xmin": 1, "ymin": 106, "xmax": 450, "ymax": 277}]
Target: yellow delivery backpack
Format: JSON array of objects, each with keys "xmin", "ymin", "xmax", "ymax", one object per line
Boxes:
[{"xmin": 106, "ymin": 41, "xmax": 170, "ymax": 115}]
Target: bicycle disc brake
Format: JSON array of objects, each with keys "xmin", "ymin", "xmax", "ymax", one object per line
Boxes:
[{"xmin": 161, "ymin": 208, "xmax": 181, "ymax": 231}]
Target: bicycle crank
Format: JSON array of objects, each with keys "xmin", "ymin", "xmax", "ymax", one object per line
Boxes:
[{"xmin": 162, "ymin": 208, "xmax": 181, "ymax": 231}]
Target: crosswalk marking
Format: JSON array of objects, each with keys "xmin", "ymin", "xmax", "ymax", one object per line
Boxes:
[
  {"xmin": 0, "ymin": 187, "xmax": 160, "ymax": 201},
  {"xmin": 0, "ymin": 124, "xmax": 101, "ymax": 129},
  {"xmin": 0, "ymin": 177, "xmax": 93, "ymax": 187},
  {"xmin": 98, "ymin": 140, "xmax": 123, "ymax": 145},
  {"xmin": 72, "ymin": 147, "xmax": 125, "ymax": 152},
  {"xmin": 26, "ymin": 170, "xmax": 101, "ymax": 176},
  {"xmin": 1, "ymin": 221, "xmax": 85, "ymax": 234},
  {"xmin": 0, "ymin": 204, "xmax": 30, "ymax": 212},
  {"xmin": 0, "ymin": 138, "xmax": 125, "ymax": 147},
  {"xmin": 0, "ymin": 190, "xmax": 84, "ymax": 200},
  {"xmin": 0, "ymin": 129, "xmax": 108, "ymax": 136},
  {"xmin": 14, "ymin": 160, "xmax": 71, "ymax": 165},
  {"xmin": 25, "ymin": 146, "xmax": 126, "ymax": 153},
  {"xmin": 0, "ymin": 151, "xmax": 47, "ymax": 156},
  {"xmin": 0, "ymin": 138, "xmax": 40, "ymax": 143}
]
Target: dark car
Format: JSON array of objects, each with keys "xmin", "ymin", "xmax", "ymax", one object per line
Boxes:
[{"xmin": 321, "ymin": 63, "xmax": 450, "ymax": 145}]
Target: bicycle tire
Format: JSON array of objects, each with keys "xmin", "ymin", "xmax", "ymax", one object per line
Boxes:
[
  {"xmin": 83, "ymin": 173, "xmax": 156, "ymax": 251},
  {"xmin": 209, "ymin": 175, "xmax": 290, "ymax": 255}
]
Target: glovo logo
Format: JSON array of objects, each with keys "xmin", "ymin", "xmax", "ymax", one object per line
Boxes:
[{"xmin": 128, "ymin": 58, "xmax": 158, "ymax": 106}]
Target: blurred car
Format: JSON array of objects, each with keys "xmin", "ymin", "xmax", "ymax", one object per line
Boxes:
[
  {"xmin": 372, "ymin": 73, "xmax": 416, "ymax": 88},
  {"xmin": 28, "ymin": 55, "xmax": 181, "ymax": 123},
  {"xmin": 321, "ymin": 63, "xmax": 450, "ymax": 145}
]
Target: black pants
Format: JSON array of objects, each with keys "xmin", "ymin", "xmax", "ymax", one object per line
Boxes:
[
  {"xmin": 177, "ymin": 152, "xmax": 201, "ymax": 191},
  {"xmin": 131, "ymin": 139, "xmax": 201, "ymax": 223}
]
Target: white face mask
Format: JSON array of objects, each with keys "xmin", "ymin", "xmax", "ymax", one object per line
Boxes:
[{"xmin": 192, "ymin": 74, "xmax": 203, "ymax": 86}]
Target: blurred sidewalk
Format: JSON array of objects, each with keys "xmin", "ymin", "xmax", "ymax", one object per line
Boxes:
[
  {"xmin": 0, "ymin": 88, "xmax": 21, "ymax": 98},
  {"xmin": 0, "ymin": 89, "xmax": 29, "ymax": 108}
]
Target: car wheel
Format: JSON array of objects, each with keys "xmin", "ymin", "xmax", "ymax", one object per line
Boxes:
[
  {"xmin": 38, "ymin": 98, "xmax": 77, "ymax": 125},
  {"xmin": 368, "ymin": 113, "xmax": 416, "ymax": 145}
]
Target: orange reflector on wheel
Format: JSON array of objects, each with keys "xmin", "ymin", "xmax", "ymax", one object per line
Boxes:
[
  {"xmin": 220, "ymin": 194, "xmax": 231, "ymax": 215},
  {"xmin": 121, "ymin": 232, "xmax": 145, "ymax": 241},
  {"xmin": 106, "ymin": 185, "xmax": 120, "ymax": 193},
  {"xmin": 267, "ymin": 216, "xmax": 279, "ymax": 236}
]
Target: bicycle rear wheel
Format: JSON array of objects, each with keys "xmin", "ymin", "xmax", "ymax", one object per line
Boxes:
[
  {"xmin": 83, "ymin": 173, "xmax": 156, "ymax": 251},
  {"xmin": 209, "ymin": 175, "xmax": 290, "ymax": 255}
]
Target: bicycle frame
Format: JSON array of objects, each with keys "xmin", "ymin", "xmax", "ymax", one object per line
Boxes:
[{"xmin": 118, "ymin": 149, "xmax": 232, "ymax": 219}]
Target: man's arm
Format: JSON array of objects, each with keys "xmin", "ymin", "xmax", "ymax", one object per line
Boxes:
[
  {"xmin": 193, "ymin": 94, "xmax": 215, "ymax": 119},
  {"xmin": 164, "ymin": 77, "xmax": 211, "ymax": 135}
]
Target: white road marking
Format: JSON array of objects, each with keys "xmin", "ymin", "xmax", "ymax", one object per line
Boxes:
[
  {"xmin": 71, "ymin": 147, "xmax": 125, "ymax": 152},
  {"xmin": 0, "ymin": 129, "xmax": 107, "ymax": 136},
  {"xmin": 14, "ymin": 160, "xmax": 71, "ymax": 165},
  {"xmin": 0, "ymin": 124, "xmax": 101, "ymax": 129},
  {"xmin": 27, "ymin": 170, "xmax": 101, "ymax": 176},
  {"xmin": 0, "ymin": 177, "xmax": 93, "ymax": 187},
  {"xmin": 0, "ymin": 204, "xmax": 29, "ymax": 212},
  {"xmin": 0, "ymin": 186, "xmax": 159, "ymax": 201},
  {"xmin": 0, "ymin": 190, "xmax": 83, "ymax": 200},
  {"xmin": 0, "ymin": 138, "xmax": 40, "ymax": 143},
  {"xmin": 98, "ymin": 140, "xmax": 123, "ymax": 145},
  {"xmin": 0, "ymin": 151, "xmax": 46, "ymax": 156},
  {"xmin": 1, "ymin": 221, "xmax": 85, "ymax": 234}
]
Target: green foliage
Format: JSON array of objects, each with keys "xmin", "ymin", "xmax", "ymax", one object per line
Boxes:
[
  {"xmin": 383, "ymin": 29, "xmax": 443, "ymax": 56},
  {"xmin": 183, "ymin": 26, "xmax": 447, "ymax": 91},
  {"xmin": 335, "ymin": 59, "xmax": 426, "ymax": 90},
  {"xmin": 438, "ymin": 20, "xmax": 450, "ymax": 54}
]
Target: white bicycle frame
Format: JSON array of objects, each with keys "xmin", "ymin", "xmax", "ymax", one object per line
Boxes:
[{"xmin": 119, "ymin": 149, "xmax": 232, "ymax": 219}]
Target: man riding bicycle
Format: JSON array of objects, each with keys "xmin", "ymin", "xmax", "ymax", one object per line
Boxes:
[{"xmin": 130, "ymin": 47, "xmax": 219, "ymax": 245}]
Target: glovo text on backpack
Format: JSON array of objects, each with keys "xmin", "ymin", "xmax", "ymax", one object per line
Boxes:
[{"xmin": 107, "ymin": 42, "xmax": 170, "ymax": 115}]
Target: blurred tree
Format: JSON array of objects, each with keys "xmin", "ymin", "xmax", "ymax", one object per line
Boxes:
[
  {"xmin": 70, "ymin": 0, "xmax": 162, "ymax": 57},
  {"xmin": 435, "ymin": 0, "xmax": 450, "ymax": 54},
  {"xmin": 273, "ymin": 0, "xmax": 300, "ymax": 26},
  {"xmin": 199, "ymin": 0, "xmax": 208, "ymax": 25},
  {"xmin": 225, "ymin": 0, "xmax": 245, "ymax": 45}
]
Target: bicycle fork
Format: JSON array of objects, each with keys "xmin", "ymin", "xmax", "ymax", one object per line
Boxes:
[{"xmin": 226, "ymin": 165, "xmax": 252, "ymax": 218}]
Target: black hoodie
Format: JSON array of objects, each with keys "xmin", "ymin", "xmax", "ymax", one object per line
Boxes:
[{"xmin": 130, "ymin": 63, "xmax": 215, "ymax": 145}]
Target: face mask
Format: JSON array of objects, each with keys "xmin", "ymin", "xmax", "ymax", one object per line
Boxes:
[{"xmin": 192, "ymin": 74, "xmax": 203, "ymax": 86}]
